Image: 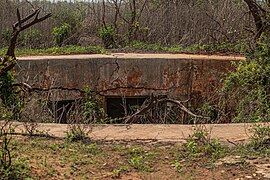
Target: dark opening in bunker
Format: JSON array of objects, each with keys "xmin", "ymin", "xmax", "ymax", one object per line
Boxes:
[
  {"xmin": 106, "ymin": 96, "xmax": 148, "ymax": 118},
  {"xmin": 48, "ymin": 100, "xmax": 75, "ymax": 124}
]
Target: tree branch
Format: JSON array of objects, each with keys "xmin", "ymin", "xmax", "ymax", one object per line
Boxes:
[
  {"xmin": 125, "ymin": 95, "xmax": 209, "ymax": 124},
  {"xmin": 0, "ymin": 8, "xmax": 51, "ymax": 76}
]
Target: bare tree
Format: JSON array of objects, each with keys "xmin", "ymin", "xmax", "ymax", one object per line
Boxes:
[
  {"xmin": 0, "ymin": 0, "xmax": 254, "ymax": 48},
  {"xmin": 244, "ymin": 0, "xmax": 270, "ymax": 39},
  {"xmin": 102, "ymin": 0, "xmax": 148, "ymax": 42},
  {"xmin": 0, "ymin": 8, "xmax": 51, "ymax": 76}
]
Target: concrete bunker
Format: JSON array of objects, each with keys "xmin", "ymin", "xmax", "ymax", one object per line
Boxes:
[{"xmin": 16, "ymin": 53, "xmax": 245, "ymax": 123}]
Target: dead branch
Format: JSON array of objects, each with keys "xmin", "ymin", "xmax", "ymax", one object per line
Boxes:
[
  {"xmin": 0, "ymin": 8, "xmax": 51, "ymax": 76},
  {"xmin": 124, "ymin": 94, "xmax": 155, "ymax": 123},
  {"xmin": 226, "ymin": 139, "xmax": 239, "ymax": 147},
  {"xmin": 125, "ymin": 95, "xmax": 210, "ymax": 124},
  {"xmin": 159, "ymin": 98, "xmax": 209, "ymax": 120},
  {"xmin": 13, "ymin": 82, "xmax": 33, "ymax": 91},
  {"xmin": 243, "ymin": 0, "xmax": 268, "ymax": 39}
]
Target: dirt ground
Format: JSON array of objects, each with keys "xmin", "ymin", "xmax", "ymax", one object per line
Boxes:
[
  {"xmin": 8, "ymin": 123, "xmax": 270, "ymax": 180},
  {"xmin": 11, "ymin": 136, "xmax": 265, "ymax": 180}
]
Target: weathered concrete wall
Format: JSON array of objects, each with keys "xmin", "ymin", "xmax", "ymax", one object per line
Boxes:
[{"xmin": 16, "ymin": 53, "xmax": 244, "ymax": 103}]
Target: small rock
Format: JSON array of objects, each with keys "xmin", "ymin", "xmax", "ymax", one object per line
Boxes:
[
  {"xmin": 180, "ymin": 159, "xmax": 186, "ymax": 163},
  {"xmin": 264, "ymin": 174, "xmax": 270, "ymax": 179},
  {"xmin": 221, "ymin": 170, "xmax": 225, "ymax": 174},
  {"xmin": 245, "ymin": 176, "xmax": 253, "ymax": 179},
  {"xmin": 247, "ymin": 156, "xmax": 257, "ymax": 160},
  {"xmin": 214, "ymin": 161, "xmax": 223, "ymax": 166},
  {"xmin": 175, "ymin": 142, "xmax": 184, "ymax": 146},
  {"xmin": 253, "ymin": 161, "xmax": 259, "ymax": 164}
]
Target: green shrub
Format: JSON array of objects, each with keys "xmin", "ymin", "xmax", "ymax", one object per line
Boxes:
[
  {"xmin": 184, "ymin": 126, "xmax": 226, "ymax": 160},
  {"xmin": 1, "ymin": 29, "xmax": 11, "ymax": 47},
  {"xmin": 81, "ymin": 86, "xmax": 105, "ymax": 124},
  {"xmin": 0, "ymin": 156, "xmax": 30, "ymax": 180},
  {"xmin": 0, "ymin": 63, "xmax": 22, "ymax": 119},
  {"xmin": 221, "ymin": 34, "xmax": 270, "ymax": 122},
  {"xmin": 65, "ymin": 86, "xmax": 105, "ymax": 142},
  {"xmin": 98, "ymin": 25, "xmax": 116, "ymax": 48},
  {"xmin": 22, "ymin": 29, "xmax": 43, "ymax": 48},
  {"xmin": 189, "ymin": 41, "xmax": 247, "ymax": 54},
  {"xmin": 126, "ymin": 146, "xmax": 153, "ymax": 171},
  {"xmin": 65, "ymin": 125, "xmax": 90, "ymax": 142},
  {"xmin": 250, "ymin": 124, "xmax": 270, "ymax": 149},
  {"xmin": 52, "ymin": 23, "xmax": 71, "ymax": 47}
]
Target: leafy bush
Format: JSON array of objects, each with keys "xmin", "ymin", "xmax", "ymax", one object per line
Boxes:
[
  {"xmin": 99, "ymin": 25, "xmax": 116, "ymax": 48},
  {"xmin": 184, "ymin": 126, "xmax": 226, "ymax": 160},
  {"xmin": 221, "ymin": 34, "xmax": 270, "ymax": 122},
  {"xmin": 0, "ymin": 71, "xmax": 16, "ymax": 106},
  {"xmin": 126, "ymin": 40, "xmax": 246, "ymax": 54},
  {"xmin": 81, "ymin": 86, "xmax": 105, "ymax": 124},
  {"xmin": 22, "ymin": 29, "xmax": 43, "ymax": 48},
  {"xmin": 189, "ymin": 41, "xmax": 247, "ymax": 54},
  {"xmin": 52, "ymin": 23, "xmax": 71, "ymax": 47},
  {"xmin": 0, "ymin": 45, "xmax": 108, "ymax": 56},
  {"xmin": 65, "ymin": 124, "xmax": 91, "ymax": 142},
  {"xmin": 235, "ymin": 124, "xmax": 270, "ymax": 156},
  {"xmin": 126, "ymin": 146, "xmax": 153, "ymax": 171},
  {"xmin": 53, "ymin": 3, "xmax": 85, "ymax": 32},
  {"xmin": 1, "ymin": 29, "xmax": 12, "ymax": 47},
  {"xmin": 0, "ymin": 63, "xmax": 22, "ymax": 119},
  {"xmin": 0, "ymin": 156, "xmax": 30, "ymax": 180},
  {"xmin": 0, "ymin": 113, "xmax": 30, "ymax": 179},
  {"xmin": 65, "ymin": 86, "xmax": 105, "ymax": 142},
  {"xmin": 250, "ymin": 124, "xmax": 270, "ymax": 149},
  {"xmin": 65, "ymin": 101, "xmax": 93, "ymax": 142}
]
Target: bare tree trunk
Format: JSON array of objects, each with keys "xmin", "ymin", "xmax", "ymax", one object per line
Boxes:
[
  {"xmin": 102, "ymin": 0, "xmax": 107, "ymax": 28},
  {"xmin": 0, "ymin": 8, "xmax": 51, "ymax": 76},
  {"xmin": 244, "ymin": 0, "xmax": 270, "ymax": 39}
]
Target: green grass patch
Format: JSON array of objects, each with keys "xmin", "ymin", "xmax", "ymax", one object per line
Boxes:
[
  {"xmin": 0, "ymin": 41, "xmax": 246, "ymax": 57},
  {"xmin": 2, "ymin": 135, "xmax": 267, "ymax": 179},
  {"xmin": 126, "ymin": 41, "xmax": 247, "ymax": 54},
  {"xmin": 0, "ymin": 45, "xmax": 109, "ymax": 56}
]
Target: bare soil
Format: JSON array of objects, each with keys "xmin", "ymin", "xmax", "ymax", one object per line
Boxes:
[
  {"xmin": 10, "ymin": 135, "xmax": 267, "ymax": 180},
  {"xmin": 8, "ymin": 123, "xmax": 270, "ymax": 179}
]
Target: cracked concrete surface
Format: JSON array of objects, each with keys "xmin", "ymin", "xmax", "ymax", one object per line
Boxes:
[
  {"xmin": 14, "ymin": 123, "xmax": 252, "ymax": 144},
  {"xmin": 15, "ymin": 53, "xmax": 245, "ymax": 123},
  {"xmin": 16, "ymin": 53, "xmax": 244, "ymax": 101}
]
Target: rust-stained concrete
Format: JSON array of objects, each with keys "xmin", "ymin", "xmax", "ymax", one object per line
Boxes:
[{"xmin": 16, "ymin": 53, "xmax": 244, "ymax": 103}]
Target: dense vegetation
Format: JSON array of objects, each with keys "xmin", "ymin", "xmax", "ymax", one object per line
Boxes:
[{"xmin": 0, "ymin": 0, "xmax": 255, "ymax": 54}]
